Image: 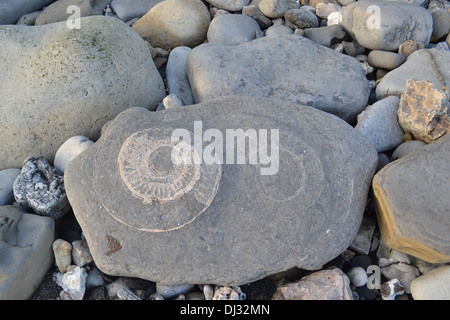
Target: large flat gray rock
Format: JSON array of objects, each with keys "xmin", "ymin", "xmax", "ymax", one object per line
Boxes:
[
  {"xmin": 186, "ymin": 35, "xmax": 371, "ymax": 123},
  {"xmin": 0, "ymin": 16, "xmax": 165, "ymax": 171},
  {"xmin": 65, "ymin": 96, "xmax": 378, "ymax": 286}
]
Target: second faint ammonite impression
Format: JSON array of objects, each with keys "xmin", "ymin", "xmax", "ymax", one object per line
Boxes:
[{"xmin": 114, "ymin": 128, "xmax": 222, "ymax": 232}]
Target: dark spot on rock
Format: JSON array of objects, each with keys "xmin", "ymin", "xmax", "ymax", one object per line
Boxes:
[{"xmin": 105, "ymin": 235, "xmax": 121, "ymax": 256}]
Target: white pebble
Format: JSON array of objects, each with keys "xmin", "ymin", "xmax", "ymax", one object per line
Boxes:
[{"xmin": 55, "ymin": 265, "xmax": 88, "ymax": 300}]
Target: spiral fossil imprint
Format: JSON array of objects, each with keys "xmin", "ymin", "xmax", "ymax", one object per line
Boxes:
[{"xmin": 111, "ymin": 128, "xmax": 222, "ymax": 232}]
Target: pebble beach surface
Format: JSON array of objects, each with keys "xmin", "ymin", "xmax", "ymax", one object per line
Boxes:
[{"xmin": 0, "ymin": 0, "xmax": 449, "ymax": 302}]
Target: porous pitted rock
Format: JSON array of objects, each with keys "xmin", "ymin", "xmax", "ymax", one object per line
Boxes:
[
  {"xmin": 13, "ymin": 157, "xmax": 70, "ymax": 219},
  {"xmin": 397, "ymin": 79, "xmax": 449, "ymax": 144},
  {"xmin": 372, "ymin": 134, "xmax": 450, "ymax": 263},
  {"xmin": 0, "ymin": 16, "xmax": 165, "ymax": 170},
  {"xmin": 64, "ymin": 96, "xmax": 378, "ymax": 286}
]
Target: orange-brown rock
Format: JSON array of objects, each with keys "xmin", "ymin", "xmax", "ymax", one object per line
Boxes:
[
  {"xmin": 398, "ymin": 79, "xmax": 449, "ymax": 144},
  {"xmin": 372, "ymin": 134, "xmax": 450, "ymax": 263}
]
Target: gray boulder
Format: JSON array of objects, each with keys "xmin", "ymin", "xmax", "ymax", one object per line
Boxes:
[
  {"xmin": 205, "ymin": 0, "xmax": 251, "ymax": 11},
  {"xmin": 355, "ymin": 96, "xmax": 405, "ymax": 152},
  {"xmin": 35, "ymin": 0, "xmax": 110, "ymax": 25},
  {"xmin": 341, "ymin": 0, "xmax": 433, "ymax": 51},
  {"xmin": 110, "ymin": 0, "xmax": 164, "ymax": 22},
  {"xmin": 207, "ymin": 14, "xmax": 263, "ymax": 46},
  {"xmin": 0, "ymin": 206, "xmax": 55, "ymax": 299},
  {"xmin": 186, "ymin": 35, "xmax": 371, "ymax": 123},
  {"xmin": 0, "ymin": 0, "xmax": 53, "ymax": 25},
  {"xmin": 0, "ymin": 16, "xmax": 165, "ymax": 170},
  {"xmin": 64, "ymin": 95, "xmax": 378, "ymax": 286},
  {"xmin": 376, "ymin": 49, "xmax": 450, "ymax": 99}
]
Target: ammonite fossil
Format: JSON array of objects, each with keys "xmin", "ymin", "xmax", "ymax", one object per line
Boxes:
[{"xmin": 94, "ymin": 128, "xmax": 222, "ymax": 233}]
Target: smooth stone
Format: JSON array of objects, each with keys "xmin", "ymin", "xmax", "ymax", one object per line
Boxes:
[
  {"xmin": 327, "ymin": 11, "xmax": 343, "ymax": 26},
  {"xmin": 53, "ymin": 238, "xmax": 72, "ymax": 273},
  {"xmin": 368, "ymin": 50, "xmax": 406, "ymax": 70},
  {"xmin": 54, "ymin": 136, "xmax": 93, "ymax": 174},
  {"xmin": 355, "ymin": 96, "xmax": 404, "ymax": 152},
  {"xmin": 186, "ymin": 35, "xmax": 371, "ymax": 123},
  {"xmin": 265, "ymin": 24, "xmax": 293, "ymax": 36},
  {"xmin": 156, "ymin": 283, "xmax": 195, "ymax": 299},
  {"xmin": 242, "ymin": 5, "xmax": 272, "ymax": 29},
  {"xmin": 315, "ymin": 3, "xmax": 342, "ymax": 19},
  {"xmin": 13, "ymin": 157, "xmax": 71, "ymax": 219},
  {"xmin": 258, "ymin": 0, "xmax": 300, "ymax": 18},
  {"xmin": 0, "ymin": 16, "xmax": 165, "ymax": 171},
  {"xmin": 373, "ymin": 134, "xmax": 450, "ymax": 263},
  {"xmin": 272, "ymin": 268, "xmax": 353, "ymax": 300},
  {"xmin": 0, "ymin": 0, "xmax": 53, "ymax": 25},
  {"xmin": 341, "ymin": 0, "xmax": 433, "ymax": 51},
  {"xmin": 0, "ymin": 206, "xmax": 55, "ymax": 300},
  {"xmin": 0, "ymin": 169, "xmax": 21, "ymax": 206},
  {"xmin": 284, "ymin": 8, "xmax": 319, "ymax": 29},
  {"xmin": 110, "ymin": 0, "xmax": 164, "ymax": 21},
  {"xmin": 64, "ymin": 96, "xmax": 378, "ymax": 285},
  {"xmin": 410, "ymin": 265, "xmax": 450, "ymax": 300},
  {"xmin": 431, "ymin": 9, "xmax": 450, "ymax": 41},
  {"xmin": 205, "ymin": 0, "xmax": 251, "ymax": 11},
  {"xmin": 391, "ymin": 140, "xmax": 427, "ymax": 161},
  {"xmin": 166, "ymin": 47, "xmax": 194, "ymax": 106},
  {"xmin": 346, "ymin": 266, "xmax": 368, "ymax": 287},
  {"xmin": 207, "ymin": 14, "xmax": 263, "ymax": 45},
  {"xmin": 376, "ymin": 49, "xmax": 450, "ymax": 99},
  {"xmin": 342, "ymin": 40, "xmax": 366, "ymax": 57},
  {"xmin": 162, "ymin": 94, "xmax": 184, "ymax": 110},
  {"xmin": 132, "ymin": 0, "xmax": 211, "ymax": 51},
  {"xmin": 397, "ymin": 79, "xmax": 449, "ymax": 144},
  {"xmin": 35, "ymin": 0, "xmax": 110, "ymax": 25},
  {"xmin": 303, "ymin": 24, "xmax": 347, "ymax": 47},
  {"xmin": 86, "ymin": 267, "xmax": 105, "ymax": 289}
]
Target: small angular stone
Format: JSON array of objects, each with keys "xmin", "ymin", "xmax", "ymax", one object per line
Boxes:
[
  {"xmin": 212, "ymin": 286, "xmax": 246, "ymax": 300},
  {"xmin": 398, "ymin": 79, "xmax": 449, "ymax": 144},
  {"xmin": 71, "ymin": 240, "xmax": 93, "ymax": 267}
]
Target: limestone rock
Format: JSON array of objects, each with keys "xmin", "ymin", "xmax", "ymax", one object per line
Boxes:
[
  {"xmin": 258, "ymin": 0, "xmax": 300, "ymax": 19},
  {"xmin": 397, "ymin": 79, "xmax": 449, "ymax": 144},
  {"xmin": 0, "ymin": 205, "xmax": 55, "ymax": 300},
  {"xmin": 35, "ymin": 0, "xmax": 110, "ymax": 25},
  {"xmin": 0, "ymin": 0, "xmax": 53, "ymax": 25},
  {"xmin": 207, "ymin": 13, "xmax": 263, "ymax": 46},
  {"xmin": 376, "ymin": 49, "xmax": 450, "ymax": 99},
  {"xmin": 55, "ymin": 265, "xmax": 88, "ymax": 300},
  {"xmin": 166, "ymin": 47, "xmax": 194, "ymax": 106},
  {"xmin": 13, "ymin": 157, "xmax": 70, "ymax": 219},
  {"xmin": 64, "ymin": 96, "xmax": 378, "ymax": 285},
  {"xmin": 272, "ymin": 268, "xmax": 353, "ymax": 300},
  {"xmin": 355, "ymin": 96, "xmax": 404, "ymax": 152},
  {"xmin": 132, "ymin": 0, "xmax": 211, "ymax": 50},
  {"xmin": 0, "ymin": 16, "xmax": 165, "ymax": 171},
  {"xmin": 54, "ymin": 136, "xmax": 94, "ymax": 174},
  {"xmin": 205, "ymin": 0, "xmax": 251, "ymax": 11},
  {"xmin": 110, "ymin": 0, "xmax": 164, "ymax": 22},
  {"xmin": 410, "ymin": 265, "xmax": 450, "ymax": 300},
  {"xmin": 0, "ymin": 169, "xmax": 21, "ymax": 206},
  {"xmin": 53, "ymin": 238, "xmax": 72, "ymax": 274},
  {"xmin": 341, "ymin": 0, "xmax": 433, "ymax": 51},
  {"xmin": 186, "ymin": 35, "xmax": 371, "ymax": 123},
  {"xmin": 372, "ymin": 134, "xmax": 450, "ymax": 263}
]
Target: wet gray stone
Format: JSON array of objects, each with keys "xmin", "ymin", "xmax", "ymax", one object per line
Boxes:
[
  {"xmin": 186, "ymin": 35, "xmax": 371, "ymax": 123},
  {"xmin": 64, "ymin": 95, "xmax": 378, "ymax": 286}
]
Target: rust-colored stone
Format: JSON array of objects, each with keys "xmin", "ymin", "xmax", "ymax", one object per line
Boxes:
[{"xmin": 398, "ymin": 79, "xmax": 449, "ymax": 144}]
